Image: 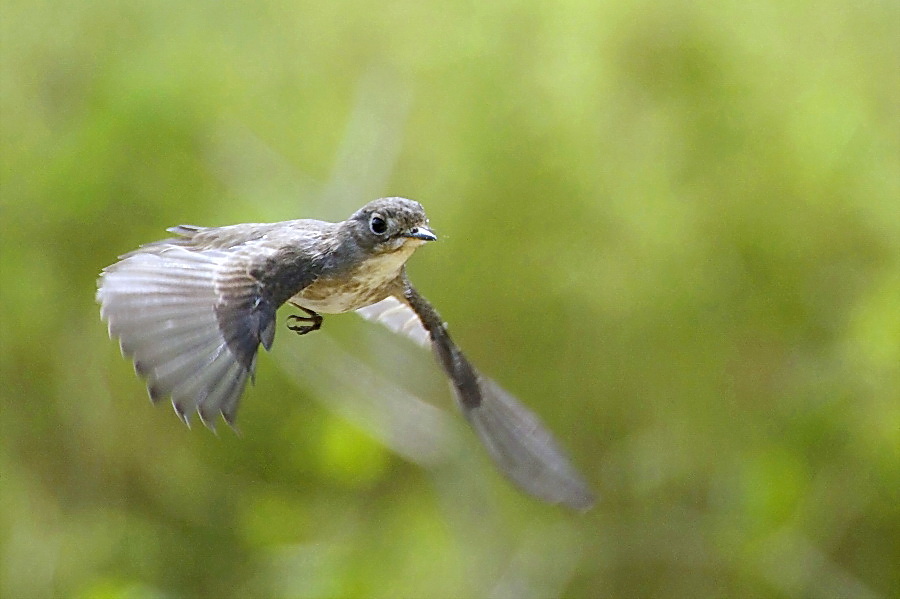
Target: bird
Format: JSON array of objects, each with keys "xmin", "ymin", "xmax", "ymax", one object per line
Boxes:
[{"xmin": 97, "ymin": 197, "xmax": 595, "ymax": 510}]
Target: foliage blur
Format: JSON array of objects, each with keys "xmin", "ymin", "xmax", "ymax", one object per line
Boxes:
[{"xmin": 1, "ymin": 0, "xmax": 898, "ymax": 597}]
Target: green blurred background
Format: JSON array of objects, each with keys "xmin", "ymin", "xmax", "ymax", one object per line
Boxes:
[{"xmin": 2, "ymin": 0, "xmax": 898, "ymax": 597}]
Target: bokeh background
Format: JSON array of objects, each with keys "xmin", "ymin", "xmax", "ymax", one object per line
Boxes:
[{"xmin": 2, "ymin": 0, "xmax": 898, "ymax": 597}]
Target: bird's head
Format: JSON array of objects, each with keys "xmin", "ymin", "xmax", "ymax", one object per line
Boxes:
[{"xmin": 347, "ymin": 197, "xmax": 437, "ymax": 255}]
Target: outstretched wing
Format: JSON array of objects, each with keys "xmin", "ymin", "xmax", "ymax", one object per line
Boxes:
[
  {"xmin": 97, "ymin": 245, "xmax": 280, "ymax": 427},
  {"xmin": 357, "ymin": 283, "xmax": 596, "ymax": 511}
]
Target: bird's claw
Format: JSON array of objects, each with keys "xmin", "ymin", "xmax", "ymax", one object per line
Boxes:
[{"xmin": 286, "ymin": 305, "xmax": 323, "ymax": 335}]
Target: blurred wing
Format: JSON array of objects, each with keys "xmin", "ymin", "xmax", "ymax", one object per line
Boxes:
[
  {"xmin": 360, "ymin": 286, "xmax": 595, "ymax": 510},
  {"xmin": 97, "ymin": 245, "xmax": 278, "ymax": 427},
  {"xmin": 355, "ymin": 296, "xmax": 430, "ymax": 347},
  {"xmin": 463, "ymin": 376, "xmax": 596, "ymax": 510}
]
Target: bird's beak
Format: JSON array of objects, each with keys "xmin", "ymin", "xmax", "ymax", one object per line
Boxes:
[{"xmin": 405, "ymin": 226, "xmax": 437, "ymax": 242}]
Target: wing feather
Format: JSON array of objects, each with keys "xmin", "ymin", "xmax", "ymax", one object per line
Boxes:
[
  {"xmin": 97, "ymin": 245, "xmax": 273, "ymax": 427},
  {"xmin": 464, "ymin": 377, "xmax": 596, "ymax": 510},
  {"xmin": 355, "ymin": 296, "xmax": 430, "ymax": 347}
]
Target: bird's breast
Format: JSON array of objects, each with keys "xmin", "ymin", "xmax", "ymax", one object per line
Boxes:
[{"xmin": 290, "ymin": 243, "xmax": 417, "ymax": 313}]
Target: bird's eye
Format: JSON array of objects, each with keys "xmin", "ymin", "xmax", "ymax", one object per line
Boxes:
[{"xmin": 369, "ymin": 214, "xmax": 388, "ymax": 235}]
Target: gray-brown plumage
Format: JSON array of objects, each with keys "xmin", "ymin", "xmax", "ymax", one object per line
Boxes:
[{"xmin": 97, "ymin": 197, "xmax": 595, "ymax": 510}]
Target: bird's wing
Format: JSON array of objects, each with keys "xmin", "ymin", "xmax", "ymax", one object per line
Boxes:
[
  {"xmin": 355, "ymin": 296, "xmax": 431, "ymax": 348},
  {"xmin": 460, "ymin": 375, "xmax": 596, "ymax": 510},
  {"xmin": 357, "ymin": 282, "xmax": 595, "ymax": 510},
  {"xmin": 97, "ymin": 244, "xmax": 282, "ymax": 427}
]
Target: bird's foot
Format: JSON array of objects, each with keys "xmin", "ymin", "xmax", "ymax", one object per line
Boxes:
[{"xmin": 286, "ymin": 304, "xmax": 323, "ymax": 335}]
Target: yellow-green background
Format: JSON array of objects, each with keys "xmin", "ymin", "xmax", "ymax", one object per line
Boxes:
[{"xmin": 2, "ymin": 1, "xmax": 898, "ymax": 597}]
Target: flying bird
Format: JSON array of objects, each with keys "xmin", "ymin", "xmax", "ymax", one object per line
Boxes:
[{"xmin": 97, "ymin": 197, "xmax": 594, "ymax": 510}]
